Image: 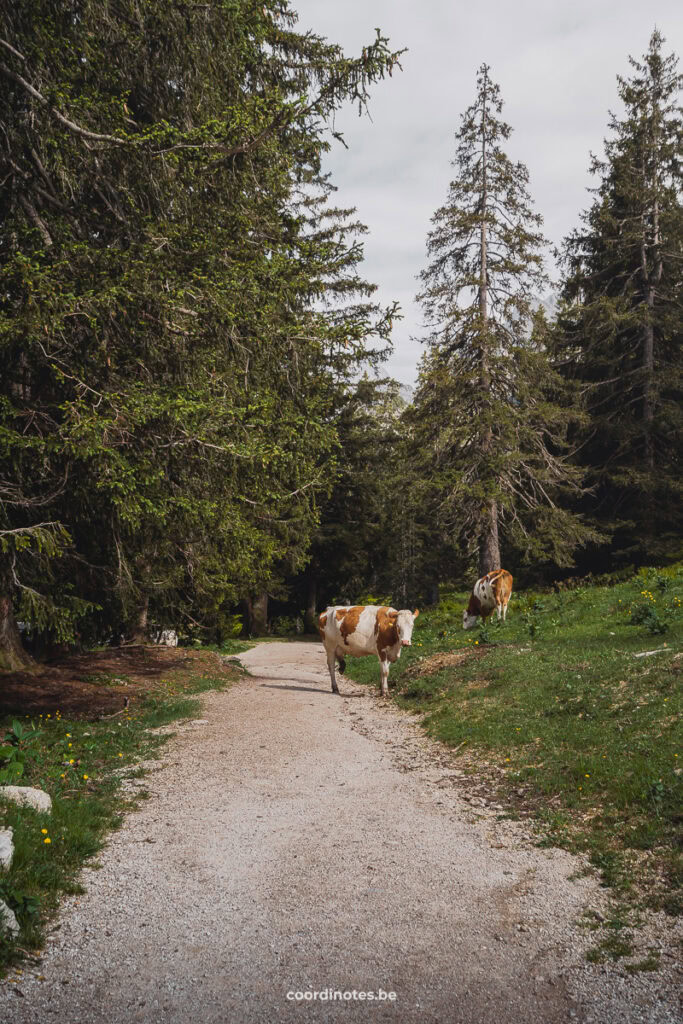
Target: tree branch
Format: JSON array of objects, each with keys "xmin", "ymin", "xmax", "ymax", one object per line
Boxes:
[
  {"xmin": 0, "ymin": 58, "xmax": 126, "ymax": 144},
  {"xmin": 18, "ymin": 194, "xmax": 53, "ymax": 247}
]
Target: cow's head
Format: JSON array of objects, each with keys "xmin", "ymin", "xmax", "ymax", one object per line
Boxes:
[
  {"xmin": 394, "ymin": 608, "xmax": 419, "ymax": 646},
  {"xmin": 462, "ymin": 608, "xmax": 479, "ymax": 630}
]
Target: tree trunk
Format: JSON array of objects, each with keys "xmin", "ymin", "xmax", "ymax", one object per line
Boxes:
[
  {"xmin": 479, "ymin": 70, "xmax": 488, "ymax": 339},
  {"xmin": 477, "ymin": 67, "xmax": 501, "ymax": 579},
  {"xmin": 303, "ymin": 574, "xmax": 318, "ymax": 634},
  {"xmin": 130, "ymin": 593, "xmax": 149, "ymax": 643},
  {"xmin": 642, "ymin": 188, "xmax": 662, "ymax": 475},
  {"xmin": 241, "ymin": 596, "xmax": 253, "ymax": 636},
  {"xmin": 251, "ymin": 591, "xmax": 268, "ymax": 635},
  {"xmin": 0, "ymin": 593, "xmax": 35, "ymax": 672},
  {"xmin": 642, "ymin": 316, "xmax": 655, "ymax": 472},
  {"xmin": 640, "ymin": 207, "xmax": 655, "ymax": 475},
  {"xmin": 479, "ymin": 499, "xmax": 501, "ymax": 576}
]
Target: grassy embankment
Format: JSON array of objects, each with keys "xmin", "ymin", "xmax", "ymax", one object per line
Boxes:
[
  {"xmin": 0, "ymin": 645, "xmax": 246, "ymax": 975},
  {"xmin": 345, "ymin": 567, "xmax": 682, "ymax": 960}
]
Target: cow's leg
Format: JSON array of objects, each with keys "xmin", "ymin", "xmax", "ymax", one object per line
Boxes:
[
  {"xmin": 496, "ymin": 602, "xmax": 503, "ymax": 622},
  {"xmin": 502, "ymin": 600, "xmax": 509, "ymax": 622},
  {"xmin": 326, "ymin": 646, "xmax": 339, "ymax": 694},
  {"xmin": 379, "ymin": 655, "xmax": 389, "ymax": 697},
  {"xmin": 337, "ymin": 656, "xmax": 346, "ymax": 675}
]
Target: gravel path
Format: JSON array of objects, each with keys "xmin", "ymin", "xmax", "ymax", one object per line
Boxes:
[{"xmin": 1, "ymin": 641, "xmax": 680, "ymax": 1023}]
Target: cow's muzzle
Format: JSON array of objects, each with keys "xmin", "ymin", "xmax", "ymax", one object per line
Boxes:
[{"xmin": 401, "ymin": 640, "xmax": 411, "ymax": 647}]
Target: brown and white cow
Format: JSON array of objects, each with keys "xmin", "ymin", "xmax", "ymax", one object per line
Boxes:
[
  {"xmin": 462, "ymin": 570, "xmax": 513, "ymax": 629},
  {"xmin": 318, "ymin": 605, "xmax": 419, "ymax": 696}
]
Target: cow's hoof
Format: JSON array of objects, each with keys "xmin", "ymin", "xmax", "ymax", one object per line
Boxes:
[
  {"xmin": 332, "ymin": 686, "xmax": 340, "ymax": 695},
  {"xmin": 337, "ymin": 658, "xmax": 346, "ymax": 674}
]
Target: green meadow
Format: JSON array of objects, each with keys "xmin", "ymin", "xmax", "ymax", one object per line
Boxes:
[{"xmin": 345, "ymin": 567, "xmax": 682, "ymax": 920}]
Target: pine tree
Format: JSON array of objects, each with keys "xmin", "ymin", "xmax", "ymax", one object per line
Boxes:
[
  {"xmin": 415, "ymin": 65, "xmax": 595, "ymax": 577},
  {"xmin": 556, "ymin": 30, "xmax": 682, "ymax": 565}
]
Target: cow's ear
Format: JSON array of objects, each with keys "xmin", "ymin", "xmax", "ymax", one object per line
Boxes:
[
  {"xmin": 413, "ymin": 608, "xmax": 419, "ymax": 618},
  {"xmin": 387, "ymin": 610, "xmax": 399, "ymax": 622}
]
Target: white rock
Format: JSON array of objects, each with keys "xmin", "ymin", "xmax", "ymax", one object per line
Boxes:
[
  {"xmin": 0, "ymin": 785, "xmax": 52, "ymax": 813},
  {"xmin": 0, "ymin": 827, "xmax": 13, "ymax": 870},
  {"xmin": 0, "ymin": 898, "xmax": 19, "ymax": 937}
]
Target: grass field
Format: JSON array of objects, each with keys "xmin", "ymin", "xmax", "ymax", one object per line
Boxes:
[
  {"xmin": 344, "ymin": 566, "xmax": 682, "ymax": 930},
  {"xmin": 0, "ymin": 650, "xmax": 240, "ymax": 973}
]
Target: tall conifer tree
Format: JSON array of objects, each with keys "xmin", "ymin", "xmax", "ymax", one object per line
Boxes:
[
  {"xmin": 415, "ymin": 65, "xmax": 594, "ymax": 576},
  {"xmin": 0, "ymin": 1, "xmax": 401, "ymax": 666},
  {"xmin": 556, "ymin": 31, "xmax": 682, "ymax": 565}
]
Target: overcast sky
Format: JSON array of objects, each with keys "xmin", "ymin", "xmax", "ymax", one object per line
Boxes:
[{"xmin": 293, "ymin": 1, "xmax": 682, "ymax": 386}]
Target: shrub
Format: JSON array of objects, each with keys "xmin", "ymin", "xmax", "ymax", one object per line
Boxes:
[
  {"xmin": 270, "ymin": 615, "xmax": 302, "ymax": 637},
  {"xmin": 355, "ymin": 593, "xmax": 393, "ymax": 607},
  {"xmin": 629, "ymin": 587, "xmax": 671, "ymax": 634}
]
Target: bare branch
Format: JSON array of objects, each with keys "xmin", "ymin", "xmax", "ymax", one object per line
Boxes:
[
  {"xmin": 0, "ymin": 38, "xmax": 26, "ymax": 62},
  {"xmin": 18, "ymin": 194, "xmax": 53, "ymax": 247}
]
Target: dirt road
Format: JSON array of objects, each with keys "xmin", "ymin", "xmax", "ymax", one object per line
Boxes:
[{"xmin": 1, "ymin": 642, "xmax": 680, "ymax": 1023}]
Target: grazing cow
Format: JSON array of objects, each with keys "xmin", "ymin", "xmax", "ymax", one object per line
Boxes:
[
  {"xmin": 318, "ymin": 605, "xmax": 419, "ymax": 696},
  {"xmin": 462, "ymin": 569, "xmax": 513, "ymax": 630}
]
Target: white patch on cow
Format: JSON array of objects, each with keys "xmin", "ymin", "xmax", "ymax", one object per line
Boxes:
[
  {"xmin": 335, "ymin": 606, "xmax": 380, "ymax": 657},
  {"xmin": 394, "ymin": 609, "xmax": 417, "ymax": 650}
]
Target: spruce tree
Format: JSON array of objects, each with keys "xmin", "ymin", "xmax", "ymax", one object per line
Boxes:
[
  {"xmin": 0, "ymin": 1, "xmax": 401, "ymax": 665},
  {"xmin": 415, "ymin": 65, "xmax": 595, "ymax": 577},
  {"xmin": 556, "ymin": 30, "xmax": 682, "ymax": 565}
]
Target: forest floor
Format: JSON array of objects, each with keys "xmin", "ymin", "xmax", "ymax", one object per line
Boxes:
[
  {"xmin": 0, "ymin": 645, "xmax": 231, "ymax": 719},
  {"xmin": 0, "ymin": 641, "xmax": 680, "ymax": 1024}
]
